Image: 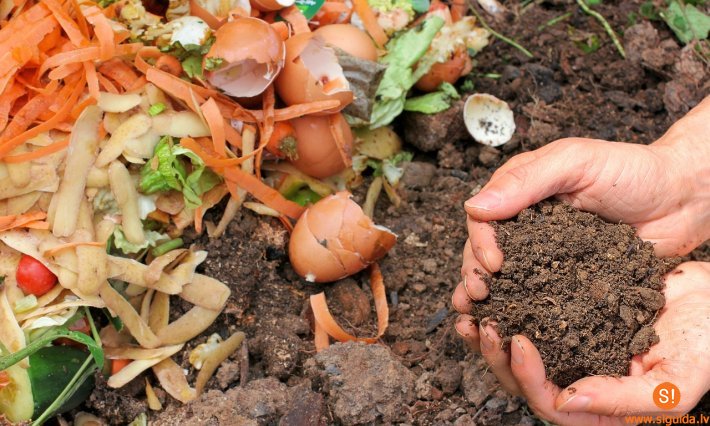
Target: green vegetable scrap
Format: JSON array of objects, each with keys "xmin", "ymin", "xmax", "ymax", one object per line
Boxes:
[
  {"xmin": 370, "ymin": 16, "xmax": 445, "ymax": 129},
  {"xmin": 148, "ymin": 103, "xmax": 166, "ymax": 116},
  {"xmin": 661, "ymin": 0, "xmax": 710, "ymax": 44},
  {"xmin": 113, "ymin": 226, "xmax": 169, "ymax": 255},
  {"xmin": 404, "ymin": 82, "xmax": 460, "ymax": 114},
  {"xmin": 140, "ymin": 136, "xmax": 222, "ymax": 209},
  {"xmin": 160, "ymin": 37, "xmax": 216, "ymax": 79}
]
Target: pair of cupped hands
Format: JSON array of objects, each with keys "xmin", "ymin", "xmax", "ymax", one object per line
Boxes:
[{"xmin": 453, "ymin": 96, "xmax": 710, "ymax": 425}]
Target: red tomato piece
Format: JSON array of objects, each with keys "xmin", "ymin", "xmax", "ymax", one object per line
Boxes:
[{"xmin": 16, "ymin": 254, "xmax": 57, "ymax": 296}]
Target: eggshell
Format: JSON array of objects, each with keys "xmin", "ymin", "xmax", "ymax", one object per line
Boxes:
[
  {"xmin": 415, "ymin": 49, "xmax": 472, "ymax": 92},
  {"xmin": 205, "ymin": 18, "xmax": 285, "ymax": 98},
  {"xmin": 275, "ymin": 33, "xmax": 353, "ymax": 112},
  {"xmin": 289, "ymin": 192, "xmax": 397, "ymax": 282},
  {"xmin": 313, "ymin": 24, "xmax": 378, "ymax": 61},
  {"xmin": 289, "ymin": 113, "xmax": 353, "ymax": 179},
  {"xmin": 463, "ymin": 93, "xmax": 515, "ymax": 147}
]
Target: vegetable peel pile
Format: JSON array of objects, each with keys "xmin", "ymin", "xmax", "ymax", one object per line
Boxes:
[{"xmin": 0, "ymin": 0, "xmax": 493, "ymax": 421}]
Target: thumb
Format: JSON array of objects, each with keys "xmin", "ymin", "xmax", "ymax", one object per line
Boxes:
[
  {"xmin": 555, "ymin": 373, "xmax": 696, "ymax": 417},
  {"xmin": 464, "ymin": 139, "xmax": 592, "ymax": 221}
]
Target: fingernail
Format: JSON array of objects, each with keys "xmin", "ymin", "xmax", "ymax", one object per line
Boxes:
[
  {"xmin": 479, "ymin": 324, "xmax": 494, "ymax": 352},
  {"xmin": 455, "ymin": 316, "xmax": 470, "ymax": 337},
  {"xmin": 475, "ymin": 247, "xmax": 493, "ymax": 272},
  {"xmin": 465, "ymin": 192, "xmax": 501, "ymax": 212},
  {"xmin": 557, "ymin": 395, "xmax": 592, "ymax": 412},
  {"xmin": 511, "ymin": 337, "xmax": 524, "ymax": 365}
]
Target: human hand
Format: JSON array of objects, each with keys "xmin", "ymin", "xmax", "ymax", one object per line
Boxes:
[{"xmin": 453, "ymin": 262, "xmax": 710, "ymax": 425}]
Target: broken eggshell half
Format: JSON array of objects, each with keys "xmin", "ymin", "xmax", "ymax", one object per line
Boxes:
[
  {"xmin": 289, "ymin": 192, "xmax": 397, "ymax": 283},
  {"xmin": 463, "ymin": 93, "xmax": 515, "ymax": 147},
  {"xmin": 289, "ymin": 113, "xmax": 353, "ymax": 179},
  {"xmin": 275, "ymin": 33, "xmax": 353, "ymax": 113},
  {"xmin": 204, "ymin": 18, "xmax": 285, "ymax": 99}
]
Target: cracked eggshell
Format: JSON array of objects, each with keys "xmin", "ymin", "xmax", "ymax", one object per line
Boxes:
[
  {"xmin": 275, "ymin": 33, "xmax": 353, "ymax": 113},
  {"xmin": 289, "ymin": 192, "xmax": 397, "ymax": 283},
  {"xmin": 205, "ymin": 18, "xmax": 285, "ymax": 98},
  {"xmin": 313, "ymin": 24, "xmax": 378, "ymax": 62},
  {"xmin": 463, "ymin": 93, "xmax": 515, "ymax": 147}
]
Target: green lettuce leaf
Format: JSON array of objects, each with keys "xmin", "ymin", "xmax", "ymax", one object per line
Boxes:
[
  {"xmin": 140, "ymin": 136, "xmax": 222, "ymax": 209},
  {"xmin": 112, "ymin": 226, "xmax": 169, "ymax": 255},
  {"xmin": 403, "ymin": 82, "xmax": 460, "ymax": 114},
  {"xmin": 661, "ymin": 0, "xmax": 710, "ymax": 44},
  {"xmin": 370, "ymin": 16, "xmax": 445, "ymax": 129}
]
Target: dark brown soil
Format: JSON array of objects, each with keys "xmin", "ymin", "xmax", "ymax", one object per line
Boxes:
[
  {"xmin": 80, "ymin": 0, "xmax": 710, "ymax": 423},
  {"xmin": 470, "ymin": 202, "xmax": 680, "ymax": 387}
]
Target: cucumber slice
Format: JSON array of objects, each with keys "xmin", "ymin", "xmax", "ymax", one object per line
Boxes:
[
  {"xmin": 28, "ymin": 346, "xmax": 95, "ymax": 417},
  {"xmin": 0, "ymin": 363, "xmax": 34, "ymax": 423}
]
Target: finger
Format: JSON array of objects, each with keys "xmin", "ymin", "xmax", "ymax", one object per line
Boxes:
[
  {"xmin": 461, "ymin": 240, "xmax": 490, "ymax": 300},
  {"xmin": 454, "ymin": 314, "xmax": 481, "ymax": 353},
  {"xmin": 464, "ymin": 139, "xmax": 594, "ymax": 221},
  {"xmin": 510, "ymin": 335, "xmax": 603, "ymax": 425},
  {"xmin": 452, "ymin": 281, "xmax": 473, "ymax": 314},
  {"xmin": 487, "ymin": 150, "xmax": 540, "ymax": 185},
  {"xmin": 467, "ymin": 217, "xmax": 503, "ymax": 273},
  {"xmin": 479, "ymin": 321, "xmax": 522, "ymax": 395}
]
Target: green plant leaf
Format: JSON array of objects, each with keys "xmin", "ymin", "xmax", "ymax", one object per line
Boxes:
[{"xmin": 661, "ymin": 0, "xmax": 710, "ymax": 43}]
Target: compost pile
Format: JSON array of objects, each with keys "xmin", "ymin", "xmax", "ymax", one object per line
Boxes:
[{"xmin": 471, "ymin": 202, "xmax": 681, "ymax": 387}]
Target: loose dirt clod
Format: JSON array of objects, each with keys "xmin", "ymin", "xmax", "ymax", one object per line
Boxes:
[{"xmin": 470, "ymin": 202, "xmax": 680, "ymax": 387}]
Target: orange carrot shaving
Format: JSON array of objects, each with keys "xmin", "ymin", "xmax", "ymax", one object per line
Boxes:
[
  {"xmin": 265, "ymin": 121, "xmax": 296, "ymax": 158},
  {"xmin": 84, "ymin": 61, "xmax": 100, "ymax": 100},
  {"xmin": 278, "ymin": 215, "xmax": 294, "ymax": 234},
  {"xmin": 280, "ymin": 6, "xmax": 310, "ymax": 34},
  {"xmin": 147, "ymin": 210, "xmax": 171, "ymax": 224},
  {"xmin": 97, "ymin": 73, "xmax": 119, "ymax": 93},
  {"xmin": 84, "ymin": 6, "xmax": 115, "ymax": 61},
  {"xmin": 224, "ymin": 168, "xmax": 305, "ymax": 219},
  {"xmin": 256, "ymin": 85, "xmax": 275, "ymax": 178},
  {"xmin": 48, "ymin": 62, "xmax": 83, "ymax": 80},
  {"xmin": 70, "ymin": 97, "xmax": 97, "ymax": 119},
  {"xmin": 98, "ymin": 58, "xmax": 139, "ymax": 91},
  {"xmin": 41, "ymin": 0, "xmax": 87, "ymax": 46},
  {"xmin": 3, "ymin": 136, "xmax": 69, "ymax": 163},
  {"xmin": 351, "ymin": 0, "xmax": 388, "ymax": 47},
  {"xmin": 0, "ymin": 211, "xmax": 48, "ymax": 232},
  {"xmin": 232, "ymin": 100, "xmax": 341, "ymax": 122},
  {"xmin": 134, "ymin": 46, "xmax": 162, "ymax": 74},
  {"xmin": 154, "ymin": 55, "xmax": 183, "ymax": 77},
  {"xmin": 201, "ymin": 97, "xmax": 226, "ymax": 157},
  {"xmin": 146, "ymin": 68, "xmax": 208, "ymax": 113},
  {"xmin": 43, "ymin": 240, "xmax": 105, "ymax": 257},
  {"xmin": 329, "ymin": 114, "xmax": 351, "ymax": 167},
  {"xmin": 0, "ymin": 83, "xmax": 25, "ymax": 132},
  {"xmin": 111, "ymin": 359, "xmax": 130, "ymax": 375},
  {"xmin": 180, "ymin": 137, "xmax": 251, "ymax": 168},
  {"xmin": 310, "ymin": 263, "xmax": 389, "ymax": 347},
  {"xmin": 194, "ymin": 184, "xmax": 229, "ymax": 234},
  {"xmin": 314, "ymin": 319, "xmax": 330, "ymax": 352},
  {"xmin": 0, "ymin": 74, "xmax": 85, "ymax": 159},
  {"xmin": 23, "ymin": 220, "xmax": 51, "ymax": 230}
]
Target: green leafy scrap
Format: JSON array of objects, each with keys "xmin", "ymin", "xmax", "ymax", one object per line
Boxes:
[
  {"xmin": 140, "ymin": 136, "xmax": 222, "ymax": 209},
  {"xmin": 403, "ymin": 82, "xmax": 460, "ymax": 114},
  {"xmin": 661, "ymin": 0, "xmax": 710, "ymax": 44},
  {"xmin": 160, "ymin": 37, "xmax": 216, "ymax": 79}
]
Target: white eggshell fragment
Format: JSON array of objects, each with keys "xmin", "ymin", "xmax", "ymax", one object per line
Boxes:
[{"xmin": 463, "ymin": 93, "xmax": 515, "ymax": 147}]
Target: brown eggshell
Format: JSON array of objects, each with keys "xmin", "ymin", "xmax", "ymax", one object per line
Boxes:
[
  {"xmin": 313, "ymin": 24, "xmax": 378, "ymax": 62},
  {"xmin": 288, "ymin": 192, "xmax": 397, "ymax": 282},
  {"xmin": 250, "ymin": 0, "xmax": 294, "ymax": 11},
  {"xmin": 275, "ymin": 33, "xmax": 353, "ymax": 113},
  {"xmin": 415, "ymin": 49, "xmax": 472, "ymax": 93},
  {"xmin": 205, "ymin": 18, "xmax": 285, "ymax": 98},
  {"xmin": 289, "ymin": 113, "xmax": 353, "ymax": 179}
]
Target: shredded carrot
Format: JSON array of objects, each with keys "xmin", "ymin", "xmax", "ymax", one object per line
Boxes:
[
  {"xmin": 180, "ymin": 137, "xmax": 251, "ymax": 168},
  {"xmin": 3, "ymin": 136, "xmax": 69, "ymax": 163},
  {"xmin": 265, "ymin": 121, "xmax": 296, "ymax": 158},
  {"xmin": 201, "ymin": 98, "xmax": 226, "ymax": 157},
  {"xmin": 154, "ymin": 55, "xmax": 183, "ymax": 77},
  {"xmin": 256, "ymin": 85, "xmax": 275, "ymax": 178},
  {"xmin": 111, "ymin": 359, "xmax": 131, "ymax": 375},
  {"xmin": 98, "ymin": 58, "xmax": 139, "ymax": 91},
  {"xmin": 97, "ymin": 73, "xmax": 119, "ymax": 93},
  {"xmin": 310, "ymin": 263, "xmax": 389, "ymax": 346},
  {"xmin": 23, "ymin": 220, "xmax": 51, "ymax": 230},
  {"xmin": 278, "ymin": 215, "xmax": 293, "ymax": 234},
  {"xmin": 70, "ymin": 96, "xmax": 97, "ymax": 119},
  {"xmin": 84, "ymin": 61, "xmax": 100, "ymax": 100},
  {"xmin": 41, "ymin": 0, "xmax": 87, "ymax": 46},
  {"xmin": 280, "ymin": 6, "xmax": 310, "ymax": 34},
  {"xmin": 43, "ymin": 240, "xmax": 105, "ymax": 257},
  {"xmin": 0, "ymin": 83, "xmax": 25, "ymax": 132},
  {"xmin": 48, "ymin": 62, "xmax": 83, "ymax": 80},
  {"xmin": 84, "ymin": 6, "xmax": 115, "ymax": 61},
  {"xmin": 146, "ymin": 68, "xmax": 208, "ymax": 113},
  {"xmin": 127, "ymin": 76, "xmax": 147, "ymax": 92},
  {"xmin": 0, "ymin": 211, "xmax": 47, "ymax": 232},
  {"xmin": 224, "ymin": 168, "xmax": 305, "ymax": 219},
  {"xmin": 351, "ymin": 0, "xmax": 388, "ymax": 47},
  {"xmin": 329, "ymin": 114, "xmax": 351, "ymax": 167},
  {"xmin": 147, "ymin": 210, "xmax": 171, "ymax": 224},
  {"xmin": 232, "ymin": 100, "xmax": 341, "ymax": 122}
]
